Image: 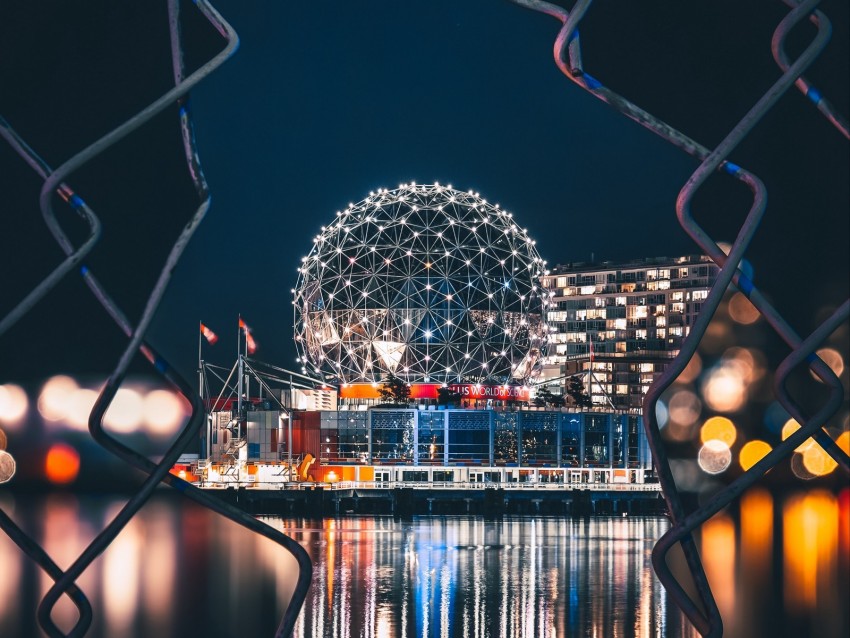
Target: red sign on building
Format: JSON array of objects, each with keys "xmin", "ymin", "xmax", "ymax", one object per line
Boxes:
[{"xmin": 447, "ymin": 384, "xmax": 530, "ymax": 402}]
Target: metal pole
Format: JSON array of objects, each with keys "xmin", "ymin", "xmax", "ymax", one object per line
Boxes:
[
  {"xmin": 198, "ymin": 321, "xmax": 203, "ymax": 398},
  {"xmin": 237, "ymin": 316, "xmax": 243, "ymax": 441},
  {"xmin": 288, "ymin": 373, "xmax": 293, "ymax": 475},
  {"xmin": 199, "ymin": 321, "xmax": 206, "ymax": 458}
]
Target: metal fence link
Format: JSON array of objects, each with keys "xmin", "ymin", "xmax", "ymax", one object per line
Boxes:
[
  {"xmin": 0, "ymin": 2, "xmax": 311, "ymax": 636},
  {"xmin": 508, "ymin": 1, "xmax": 849, "ymax": 636}
]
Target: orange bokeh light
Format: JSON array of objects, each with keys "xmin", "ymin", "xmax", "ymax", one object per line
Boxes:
[
  {"xmin": 781, "ymin": 418, "xmax": 815, "ymax": 453},
  {"xmin": 728, "ymin": 292, "xmax": 760, "ymax": 325},
  {"xmin": 739, "ymin": 440, "xmax": 772, "ymax": 471},
  {"xmin": 45, "ymin": 443, "xmax": 81, "ymax": 484},
  {"xmin": 700, "ymin": 416, "xmax": 738, "ymax": 447}
]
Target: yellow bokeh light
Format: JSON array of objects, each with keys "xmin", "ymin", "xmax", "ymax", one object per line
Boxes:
[
  {"xmin": 781, "ymin": 418, "xmax": 815, "ymax": 453},
  {"xmin": 802, "ymin": 445, "xmax": 839, "ymax": 477},
  {"xmin": 700, "ymin": 416, "xmax": 738, "ymax": 447},
  {"xmin": 837, "ymin": 431, "xmax": 850, "ymax": 455},
  {"xmin": 728, "ymin": 292, "xmax": 761, "ymax": 325},
  {"xmin": 740, "ymin": 440, "xmax": 772, "ymax": 471}
]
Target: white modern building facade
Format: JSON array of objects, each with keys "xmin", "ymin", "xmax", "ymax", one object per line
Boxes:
[{"xmin": 539, "ymin": 256, "xmax": 720, "ymax": 411}]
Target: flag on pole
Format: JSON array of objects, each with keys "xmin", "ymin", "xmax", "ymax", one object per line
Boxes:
[
  {"xmin": 200, "ymin": 322, "xmax": 219, "ymax": 345},
  {"xmin": 588, "ymin": 337, "xmax": 594, "ymax": 363},
  {"xmin": 239, "ymin": 317, "xmax": 258, "ymax": 354}
]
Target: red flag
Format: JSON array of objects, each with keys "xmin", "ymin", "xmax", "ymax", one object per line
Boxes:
[
  {"xmin": 588, "ymin": 338, "xmax": 594, "ymax": 363},
  {"xmin": 200, "ymin": 322, "xmax": 219, "ymax": 345},
  {"xmin": 239, "ymin": 317, "xmax": 258, "ymax": 354}
]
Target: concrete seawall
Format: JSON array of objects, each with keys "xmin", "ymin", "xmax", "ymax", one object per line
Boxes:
[{"xmin": 206, "ymin": 485, "xmax": 667, "ymax": 517}]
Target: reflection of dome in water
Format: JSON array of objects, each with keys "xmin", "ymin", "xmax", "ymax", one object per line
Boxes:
[{"xmin": 293, "ymin": 182, "xmax": 548, "ymax": 383}]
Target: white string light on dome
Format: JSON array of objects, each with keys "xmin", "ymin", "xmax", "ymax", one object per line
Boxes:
[{"xmin": 293, "ymin": 183, "xmax": 548, "ymax": 383}]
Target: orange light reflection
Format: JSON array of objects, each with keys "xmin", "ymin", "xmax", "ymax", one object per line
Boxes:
[
  {"xmin": 701, "ymin": 513, "xmax": 736, "ymax": 623},
  {"xmin": 783, "ymin": 491, "xmax": 838, "ymax": 613}
]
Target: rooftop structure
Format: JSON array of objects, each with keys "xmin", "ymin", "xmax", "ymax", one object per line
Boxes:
[{"xmin": 293, "ymin": 183, "xmax": 548, "ymax": 385}]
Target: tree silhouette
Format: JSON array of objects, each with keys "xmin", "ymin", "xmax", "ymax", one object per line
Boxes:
[
  {"xmin": 377, "ymin": 374, "xmax": 411, "ymax": 405},
  {"xmin": 533, "ymin": 387, "xmax": 553, "ymax": 407},
  {"xmin": 436, "ymin": 386, "xmax": 462, "ymax": 406},
  {"xmin": 566, "ymin": 376, "xmax": 592, "ymax": 408}
]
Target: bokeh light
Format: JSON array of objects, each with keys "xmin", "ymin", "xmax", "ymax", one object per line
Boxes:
[
  {"xmin": 721, "ymin": 347, "xmax": 764, "ymax": 384},
  {"xmin": 700, "ymin": 416, "xmax": 738, "ymax": 447},
  {"xmin": 810, "ymin": 347, "xmax": 845, "ymax": 383},
  {"xmin": 143, "ymin": 390, "xmax": 185, "ymax": 437},
  {"xmin": 65, "ymin": 388, "xmax": 99, "ymax": 432},
  {"xmin": 678, "ymin": 354, "xmax": 702, "ymax": 384},
  {"xmin": 837, "ymin": 431, "xmax": 850, "ymax": 456},
  {"xmin": 700, "ymin": 321, "xmax": 730, "ymax": 355},
  {"xmin": 790, "ymin": 452, "xmax": 818, "ymax": 481},
  {"xmin": 802, "ymin": 445, "xmax": 839, "ymax": 477},
  {"xmin": 662, "ymin": 389, "xmax": 703, "ymax": 441},
  {"xmin": 781, "ymin": 418, "xmax": 814, "ymax": 453},
  {"xmin": 0, "ymin": 450, "xmax": 16, "ymax": 484},
  {"xmin": 739, "ymin": 440, "xmax": 772, "ymax": 471},
  {"xmin": 0, "ymin": 383, "xmax": 28, "ymax": 428},
  {"xmin": 38, "ymin": 375, "xmax": 79, "ymax": 422},
  {"xmin": 668, "ymin": 389, "xmax": 701, "ymax": 427},
  {"xmin": 698, "ymin": 439, "xmax": 732, "ymax": 474},
  {"xmin": 103, "ymin": 388, "xmax": 144, "ymax": 433},
  {"xmin": 44, "ymin": 443, "xmax": 81, "ymax": 484},
  {"xmin": 728, "ymin": 292, "xmax": 760, "ymax": 325},
  {"xmin": 763, "ymin": 401, "xmax": 791, "ymax": 434},
  {"xmin": 702, "ymin": 365, "xmax": 747, "ymax": 413}
]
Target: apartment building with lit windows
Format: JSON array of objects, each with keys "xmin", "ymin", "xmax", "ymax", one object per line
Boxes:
[{"xmin": 539, "ymin": 255, "xmax": 719, "ymax": 410}]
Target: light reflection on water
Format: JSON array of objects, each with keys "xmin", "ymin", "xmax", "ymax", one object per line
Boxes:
[
  {"xmin": 261, "ymin": 516, "xmax": 695, "ymax": 638},
  {"xmin": 0, "ymin": 489, "xmax": 847, "ymax": 637}
]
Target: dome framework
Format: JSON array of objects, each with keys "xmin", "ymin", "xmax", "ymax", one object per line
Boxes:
[{"xmin": 293, "ymin": 183, "xmax": 548, "ymax": 384}]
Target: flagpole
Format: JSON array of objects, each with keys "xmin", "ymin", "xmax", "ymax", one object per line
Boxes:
[
  {"xmin": 237, "ymin": 315, "xmax": 244, "ymax": 426},
  {"xmin": 244, "ymin": 316, "xmax": 249, "ymax": 402},
  {"xmin": 198, "ymin": 321, "xmax": 203, "ymax": 399}
]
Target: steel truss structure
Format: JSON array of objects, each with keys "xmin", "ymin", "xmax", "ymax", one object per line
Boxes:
[{"xmin": 294, "ymin": 183, "xmax": 549, "ymax": 384}]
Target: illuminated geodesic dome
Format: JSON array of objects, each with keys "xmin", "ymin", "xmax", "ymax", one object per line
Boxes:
[{"xmin": 293, "ymin": 182, "xmax": 548, "ymax": 383}]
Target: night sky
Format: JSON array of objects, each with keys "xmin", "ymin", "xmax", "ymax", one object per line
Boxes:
[{"xmin": 1, "ymin": 0, "xmax": 847, "ymax": 385}]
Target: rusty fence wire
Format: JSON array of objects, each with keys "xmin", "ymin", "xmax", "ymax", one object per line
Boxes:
[
  {"xmin": 0, "ymin": 2, "xmax": 311, "ymax": 637},
  {"xmin": 508, "ymin": 0, "xmax": 849, "ymax": 636}
]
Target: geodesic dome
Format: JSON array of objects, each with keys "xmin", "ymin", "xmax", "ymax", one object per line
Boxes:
[{"xmin": 293, "ymin": 183, "xmax": 548, "ymax": 383}]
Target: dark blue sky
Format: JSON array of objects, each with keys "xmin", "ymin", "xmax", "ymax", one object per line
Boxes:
[{"xmin": 1, "ymin": 1, "xmax": 846, "ymax": 383}]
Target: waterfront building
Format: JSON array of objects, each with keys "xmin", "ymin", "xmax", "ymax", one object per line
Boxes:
[
  {"xmin": 195, "ymin": 404, "xmax": 653, "ymax": 487},
  {"xmin": 188, "ymin": 186, "xmax": 672, "ymax": 489},
  {"xmin": 539, "ymin": 256, "xmax": 719, "ymax": 411}
]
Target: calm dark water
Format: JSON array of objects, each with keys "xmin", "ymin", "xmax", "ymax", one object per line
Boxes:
[
  {"xmin": 267, "ymin": 516, "xmax": 693, "ymax": 638},
  {"xmin": 1, "ymin": 490, "xmax": 846, "ymax": 637}
]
